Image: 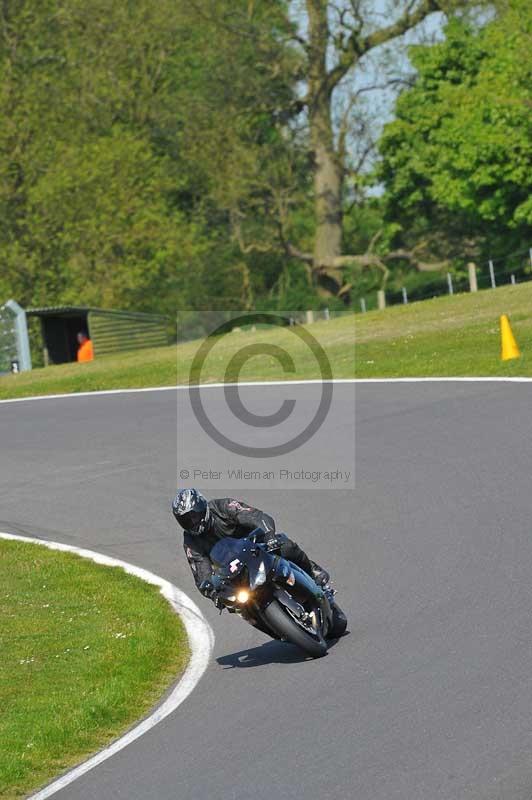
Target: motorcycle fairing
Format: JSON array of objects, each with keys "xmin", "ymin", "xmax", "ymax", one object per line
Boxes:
[{"xmin": 210, "ymin": 536, "xmax": 274, "ymax": 588}]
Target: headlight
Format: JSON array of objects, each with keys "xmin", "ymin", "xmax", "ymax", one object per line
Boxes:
[
  {"xmin": 252, "ymin": 561, "xmax": 266, "ymax": 588},
  {"xmin": 236, "ymin": 589, "xmax": 250, "ymax": 603}
]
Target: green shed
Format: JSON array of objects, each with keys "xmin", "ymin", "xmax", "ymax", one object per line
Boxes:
[{"xmin": 27, "ymin": 306, "xmax": 169, "ymax": 365}]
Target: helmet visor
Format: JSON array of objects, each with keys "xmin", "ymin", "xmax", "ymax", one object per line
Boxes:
[{"xmin": 176, "ymin": 509, "xmax": 206, "ymax": 533}]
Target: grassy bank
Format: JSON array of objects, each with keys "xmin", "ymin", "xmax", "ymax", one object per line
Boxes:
[
  {"xmin": 1, "ymin": 283, "xmax": 532, "ymax": 400},
  {"xmin": 354, "ymin": 282, "xmax": 532, "ymax": 377},
  {"xmin": 0, "ymin": 540, "xmax": 189, "ymax": 799},
  {"xmin": 0, "ymin": 314, "xmax": 355, "ymax": 400}
]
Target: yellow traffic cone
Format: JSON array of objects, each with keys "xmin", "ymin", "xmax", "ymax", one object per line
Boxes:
[{"xmin": 500, "ymin": 314, "xmax": 521, "ymax": 361}]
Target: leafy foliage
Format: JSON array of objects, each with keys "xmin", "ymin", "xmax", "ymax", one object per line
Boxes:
[
  {"xmin": 0, "ymin": 1, "xmax": 530, "ymax": 317},
  {"xmin": 0, "ymin": 0, "xmax": 303, "ymax": 314},
  {"xmin": 378, "ymin": 1, "xmax": 532, "ymax": 262}
]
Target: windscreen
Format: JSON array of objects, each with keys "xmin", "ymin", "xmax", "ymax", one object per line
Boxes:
[{"xmin": 210, "ymin": 538, "xmax": 248, "ymax": 576}]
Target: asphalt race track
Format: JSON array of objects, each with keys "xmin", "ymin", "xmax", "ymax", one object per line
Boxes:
[{"xmin": 3, "ymin": 381, "xmax": 532, "ymax": 800}]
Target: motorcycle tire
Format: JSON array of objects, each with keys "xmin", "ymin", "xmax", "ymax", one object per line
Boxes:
[{"xmin": 263, "ymin": 599, "xmax": 328, "ymax": 658}]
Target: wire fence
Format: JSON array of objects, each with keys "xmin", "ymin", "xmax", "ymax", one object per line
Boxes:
[
  {"xmin": 173, "ymin": 246, "xmax": 532, "ymax": 337},
  {"xmin": 358, "ymin": 246, "xmax": 532, "ymax": 314},
  {"xmin": 273, "ymin": 246, "xmax": 532, "ymax": 326}
]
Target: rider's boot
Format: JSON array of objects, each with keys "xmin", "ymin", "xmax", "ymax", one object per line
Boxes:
[
  {"xmin": 274, "ymin": 536, "xmax": 331, "ymax": 588},
  {"xmin": 310, "ymin": 561, "xmax": 331, "ymax": 588}
]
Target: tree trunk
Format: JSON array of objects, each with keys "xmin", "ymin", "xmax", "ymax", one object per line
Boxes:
[
  {"xmin": 311, "ymin": 96, "xmax": 343, "ymax": 272},
  {"xmin": 306, "ymin": 1, "xmax": 344, "ymax": 293}
]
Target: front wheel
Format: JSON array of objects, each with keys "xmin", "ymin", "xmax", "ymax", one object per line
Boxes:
[{"xmin": 262, "ymin": 600, "xmax": 327, "ymax": 658}]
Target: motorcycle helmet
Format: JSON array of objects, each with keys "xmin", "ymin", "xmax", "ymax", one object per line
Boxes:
[{"xmin": 172, "ymin": 488, "xmax": 210, "ymax": 534}]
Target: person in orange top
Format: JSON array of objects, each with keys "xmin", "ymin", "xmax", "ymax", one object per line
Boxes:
[{"xmin": 76, "ymin": 331, "xmax": 94, "ymax": 362}]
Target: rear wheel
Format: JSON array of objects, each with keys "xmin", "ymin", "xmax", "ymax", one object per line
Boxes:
[{"xmin": 262, "ymin": 600, "xmax": 327, "ymax": 658}]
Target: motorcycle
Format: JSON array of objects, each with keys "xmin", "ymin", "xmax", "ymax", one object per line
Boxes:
[{"xmin": 208, "ymin": 530, "xmax": 347, "ymax": 658}]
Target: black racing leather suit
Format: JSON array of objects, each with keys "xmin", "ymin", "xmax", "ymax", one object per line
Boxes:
[{"xmin": 182, "ymin": 497, "xmax": 314, "ymax": 590}]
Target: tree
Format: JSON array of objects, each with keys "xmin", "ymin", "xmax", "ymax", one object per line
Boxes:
[
  {"xmin": 183, "ymin": 0, "xmax": 309, "ymax": 303},
  {"xmin": 0, "ymin": 0, "xmax": 272, "ymax": 313},
  {"xmin": 193, "ymin": 1, "xmax": 484, "ymax": 296},
  {"xmin": 378, "ymin": 0, "xmax": 532, "ymax": 264},
  {"xmin": 1, "ymin": 0, "xmax": 501, "ymax": 313}
]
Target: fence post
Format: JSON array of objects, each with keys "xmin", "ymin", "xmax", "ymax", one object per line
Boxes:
[
  {"xmin": 511, "ymin": 274, "xmax": 516, "ymax": 285},
  {"xmin": 468, "ymin": 262, "xmax": 478, "ymax": 293},
  {"xmin": 402, "ymin": 287, "xmax": 408, "ymax": 304},
  {"xmin": 489, "ymin": 260, "xmax": 496, "ymax": 289},
  {"xmin": 447, "ymin": 272, "xmax": 454, "ymax": 295},
  {"xmin": 360, "ymin": 298, "xmax": 366, "ymax": 313},
  {"xmin": 4, "ymin": 300, "xmax": 32, "ymax": 372},
  {"xmin": 529, "ymin": 248, "xmax": 532, "ymax": 269},
  {"xmin": 305, "ymin": 310, "xmax": 314, "ymax": 325},
  {"xmin": 323, "ymin": 307, "xmax": 330, "ymax": 321},
  {"xmin": 377, "ymin": 290, "xmax": 386, "ymax": 310}
]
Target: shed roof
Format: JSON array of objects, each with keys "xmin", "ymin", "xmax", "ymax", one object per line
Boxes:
[{"xmin": 27, "ymin": 306, "xmax": 167, "ymax": 322}]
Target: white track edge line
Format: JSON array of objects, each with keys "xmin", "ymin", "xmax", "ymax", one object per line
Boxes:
[
  {"xmin": 0, "ymin": 380, "xmax": 353, "ymax": 404},
  {"xmin": 2, "ymin": 376, "xmax": 532, "ymax": 405},
  {"xmin": 0, "ymin": 532, "xmax": 214, "ymax": 800}
]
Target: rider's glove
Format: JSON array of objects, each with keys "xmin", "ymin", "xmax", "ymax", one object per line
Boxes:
[
  {"xmin": 249, "ymin": 527, "xmax": 286, "ymax": 552},
  {"xmin": 264, "ymin": 533, "xmax": 281, "ymax": 551},
  {"xmin": 199, "ymin": 575, "xmax": 223, "ymax": 601},
  {"xmin": 199, "ymin": 579, "xmax": 217, "ymax": 600},
  {"xmin": 263, "ymin": 532, "xmax": 289, "ymax": 552}
]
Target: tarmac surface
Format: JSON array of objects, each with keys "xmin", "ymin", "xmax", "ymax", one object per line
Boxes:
[{"xmin": 2, "ymin": 381, "xmax": 532, "ymax": 799}]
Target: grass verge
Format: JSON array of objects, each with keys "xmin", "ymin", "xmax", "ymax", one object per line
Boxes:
[
  {"xmin": 0, "ymin": 315, "xmax": 356, "ymax": 400},
  {"xmin": 354, "ymin": 282, "xmax": 532, "ymax": 377},
  {"xmin": 1, "ymin": 282, "xmax": 532, "ymax": 400},
  {"xmin": 0, "ymin": 539, "xmax": 189, "ymax": 799}
]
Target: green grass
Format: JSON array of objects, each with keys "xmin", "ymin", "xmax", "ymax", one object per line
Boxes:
[
  {"xmin": 354, "ymin": 282, "xmax": 532, "ymax": 377},
  {"xmin": 0, "ymin": 315, "xmax": 356, "ymax": 400},
  {"xmin": 1, "ymin": 282, "xmax": 532, "ymax": 400},
  {"xmin": 0, "ymin": 540, "xmax": 189, "ymax": 799}
]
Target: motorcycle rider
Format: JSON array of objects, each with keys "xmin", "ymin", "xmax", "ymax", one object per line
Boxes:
[{"xmin": 172, "ymin": 488, "xmax": 330, "ymax": 601}]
